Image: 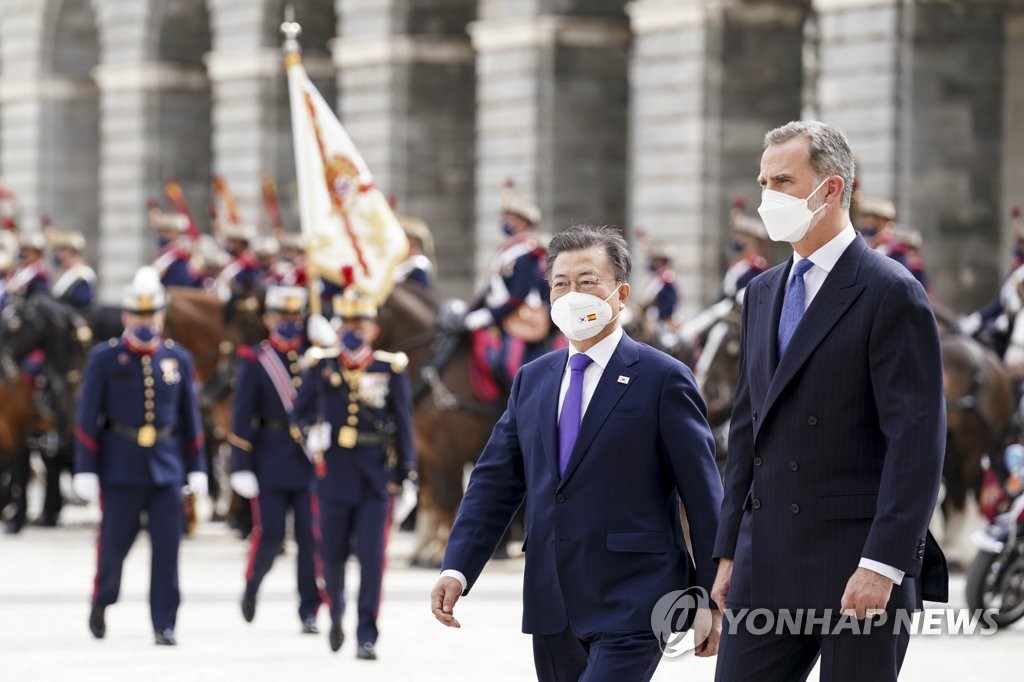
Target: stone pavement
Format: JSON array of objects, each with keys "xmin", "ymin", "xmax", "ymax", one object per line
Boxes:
[{"xmin": 1, "ymin": 500, "xmax": 1020, "ymax": 682}]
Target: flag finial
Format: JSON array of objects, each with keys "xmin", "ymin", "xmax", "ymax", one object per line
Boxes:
[{"xmin": 280, "ymin": 6, "xmax": 302, "ymax": 63}]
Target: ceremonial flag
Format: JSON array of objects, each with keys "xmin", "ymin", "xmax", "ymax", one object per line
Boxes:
[{"xmin": 284, "ymin": 41, "xmax": 408, "ymax": 304}]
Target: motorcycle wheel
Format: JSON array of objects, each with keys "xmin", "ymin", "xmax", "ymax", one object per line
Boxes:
[{"xmin": 966, "ymin": 547, "xmax": 1024, "ymax": 628}]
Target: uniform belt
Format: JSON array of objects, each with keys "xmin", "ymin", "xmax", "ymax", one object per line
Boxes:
[
  {"xmin": 344, "ymin": 432, "xmax": 393, "ymax": 448},
  {"xmin": 255, "ymin": 419, "xmax": 291, "ymax": 432},
  {"xmin": 107, "ymin": 421, "xmax": 176, "ymax": 441}
]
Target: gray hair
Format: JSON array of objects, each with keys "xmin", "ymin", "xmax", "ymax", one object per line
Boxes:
[
  {"xmin": 764, "ymin": 120, "xmax": 856, "ymax": 208},
  {"xmin": 545, "ymin": 223, "xmax": 632, "ymax": 283}
]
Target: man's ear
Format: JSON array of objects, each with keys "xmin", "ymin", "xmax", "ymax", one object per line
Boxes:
[
  {"xmin": 617, "ymin": 282, "xmax": 630, "ymax": 309},
  {"xmin": 826, "ymin": 176, "xmax": 844, "ymax": 204}
]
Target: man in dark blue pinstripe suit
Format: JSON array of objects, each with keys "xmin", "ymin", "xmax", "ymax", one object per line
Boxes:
[{"xmin": 713, "ymin": 121, "xmax": 948, "ymax": 682}]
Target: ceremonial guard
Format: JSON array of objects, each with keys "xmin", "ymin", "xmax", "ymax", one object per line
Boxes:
[
  {"xmin": 72, "ymin": 267, "xmax": 207, "ymax": 646},
  {"xmin": 150, "ymin": 204, "xmax": 200, "ymax": 288},
  {"xmin": 463, "ymin": 183, "xmax": 553, "ymax": 384},
  {"xmin": 858, "ymin": 196, "xmax": 909, "ymax": 266},
  {"xmin": 7, "ymin": 231, "xmax": 50, "ymax": 298},
  {"xmin": 639, "ymin": 243, "xmax": 679, "ymax": 326},
  {"xmin": 292, "ymin": 291, "xmax": 415, "ymax": 660},
  {"xmin": 0, "ymin": 248, "xmax": 12, "ymax": 308},
  {"xmin": 277, "ymin": 232, "xmax": 308, "ymax": 287},
  {"xmin": 229, "ymin": 285, "xmax": 320, "ymax": 634},
  {"xmin": 214, "ymin": 222, "xmax": 261, "ymax": 299},
  {"xmin": 722, "ymin": 209, "xmax": 770, "ymax": 300},
  {"xmin": 394, "ymin": 215, "xmax": 435, "ymax": 289},
  {"xmin": 48, "ymin": 230, "xmax": 96, "ymax": 310}
]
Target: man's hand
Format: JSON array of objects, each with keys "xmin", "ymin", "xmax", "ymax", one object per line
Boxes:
[
  {"xmin": 840, "ymin": 566, "xmax": 893, "ymax": 620},
  {"xmin": 693, "ymin": 608, "xmax": 722, "ymax": 658},
  {"xmin": 711, "ymin": 558, "xmax": 733, "ymax": 608},
  {"xmin": 430, "ymin": 576, "xmax": 463, "ymax": 628}
]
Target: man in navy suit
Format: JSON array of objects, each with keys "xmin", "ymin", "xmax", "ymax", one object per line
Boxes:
[
  {"xmin": 712, "ymin": 121, "xmax": 947, "ymax": 682},
  {"xmin": 431, "ymin": 224, "xmax": 724, "ymax": 682}
]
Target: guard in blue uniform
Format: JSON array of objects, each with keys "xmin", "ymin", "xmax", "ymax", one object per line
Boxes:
[
  {"xmin": 229, "ymin": 285, "xmax": 321, "ymax": 634},
  {"xmin": 292, "ymin": 291, "xmax": 416, "ymax": 660},
  {"xmin": 150, "ymin": 205, "xmax": 201, "ymax": 289},
  {"xmin": 72, "ymin": 266, "xmax": 207, "ymax": 646},
  {"xmin": 7, "ymin": 231, "xmax": 51, "ymax": 298},
  {"xmin": 49, "ymin": 230, "xmax": 96, "ymax": 310}
]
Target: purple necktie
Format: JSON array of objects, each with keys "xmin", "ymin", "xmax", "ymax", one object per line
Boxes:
[
  {"xmin": 558, "ymin": 353, "xmax": 594, "ymax": 476},
  {"xmin": 777, "ymin": 258, "xmax": 815, "ymax": 358}
]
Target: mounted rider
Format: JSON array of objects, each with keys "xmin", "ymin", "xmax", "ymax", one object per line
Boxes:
[
  {"xmin": 462, "ymin": 182, "xmax": 555, "ymax": 389},
  {"xmin": 395, "ymin": 214, "xmax": 435, "ymax": 290},
  {"xmin": 6, "ymin": 231, "xmax": 50, "ymax": 299},
  {"xmin": 150, "ymin": 201, "xmax": 201, "ymax": 289},
  {"xmin": 48, "ymin": 228, "xmax": 96, "ymax": 311}
]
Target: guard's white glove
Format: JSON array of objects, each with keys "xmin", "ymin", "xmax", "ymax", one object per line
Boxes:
[
  {"xmin": 463, "ymin": 308, "xmax": 494, "ymax": 331},
  {"xmin": 305, "ymin": 422, "xmax": 332, "ymax": 460},
  {"xmin": 187, "ymin": 471, "xmax": 209, "ymax": 497},
  {"xmin": 229, "ymin": 471, "xmax": 259, "ymax": 499},
  {"xmin": 1006, "ymin": 344, "xmax": 1024, "ymax": 381},
  {"xmin": 72, "ymin": 472, "xmax": 100, "ymax": 503},
  {"xmin": 957, "ymin": 311, "xmax": 983, "ymax": 337},
  {"xmin": 307, "ymin": 313, "xmax": 339, "ymax": 348}
]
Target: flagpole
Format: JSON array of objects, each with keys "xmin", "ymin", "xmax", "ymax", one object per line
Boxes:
[{"xmin": 280, "ymin": 12, "xmax": 322, "ymax": 318}]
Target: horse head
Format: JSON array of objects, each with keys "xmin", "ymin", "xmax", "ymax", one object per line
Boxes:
[{"xmin": 224, "ymin": 290, "xmax": 267, "ymax": 349}]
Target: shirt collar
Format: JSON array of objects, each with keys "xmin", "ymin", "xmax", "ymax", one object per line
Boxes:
[
  {"xmin": 791, "ymin": 222, "xmax": 857, "ymax": 276},
  {"xmin": 567, "ymin": 325, "xmax": 623, "ymax": 370}
]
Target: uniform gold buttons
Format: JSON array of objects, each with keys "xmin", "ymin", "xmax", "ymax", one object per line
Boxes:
[{"xmin": 347, "ymin": 416, "xmax": 358, "ymax": 426}]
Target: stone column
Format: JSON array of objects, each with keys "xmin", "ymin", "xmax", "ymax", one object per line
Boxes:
[
  {"xmin": 627, "ymin": 0, "xmax": 805, "ymax": 314},
  {"xmin": 815, "ymin": 0, "xmax": 1006, "ymax": 310},
  {"xmin": 0, "ymin": 2, "xmax": 49, "ymax": 234},
  {"xmin": 470, "ymin": 1, "xmax": 630, "ymax": 289},
  {"xmin": 335, "ymin": 0, "xmax": 477, "ymax": 297}
]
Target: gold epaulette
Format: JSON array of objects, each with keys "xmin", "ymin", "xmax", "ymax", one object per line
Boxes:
[{"xmin": 373, "ymin": 350, "xmax": 409, "ymax": 373}]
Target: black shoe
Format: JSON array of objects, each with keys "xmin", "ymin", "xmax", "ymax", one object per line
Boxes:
[
  {"xmin": 88, "ymin": 605, "xmax": 106, "ymax": 639},
  {"xmin": 356, "ymin": 642, "xmax": 377, "ymax": 660},
  {"xmin": 328, "ymin": 623, "xmax": 343, "ymax": 652},
  {"xmin": 154, "ymin": 628, "xmax": 177, "ymax": 646},
  {"xmin": 241, "ymin": 594, "xmax": 256, "ymax": 623},
  {"xmin": 301, "ymin": 616, "xmax": 319, "ymax": 635}
]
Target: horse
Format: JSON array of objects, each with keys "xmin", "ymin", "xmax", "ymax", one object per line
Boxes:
[
  {"xmin": 0, "ymin": 288, "xmax": 265, "ymax": 532},
  {"xmin": 939, "ymin": 333, "xmax": 1016, "ymax": 568},
  {"xmin": 0, "ymin": 354, "xmax": 39, "ymax": 532},
  {"xmin": 374, "ymin": 283, "xmax": 515, "ymax": 566},
  {"xmin": 0, "ymin": 294, "xmax": 91, "ymax": 531}
]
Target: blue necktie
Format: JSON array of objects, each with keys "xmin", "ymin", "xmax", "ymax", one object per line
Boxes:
[
  {"xmin": 558, "ymin": 353, "xmax": 594, "ymax": 476},
  {"xmin": 777, "ymin": 258, "xmax": 815, "ymax": 358}
]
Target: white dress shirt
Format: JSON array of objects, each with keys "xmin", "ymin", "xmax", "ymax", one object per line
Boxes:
[
  {"xmin": 441, "ymin": 327, "xmax": 626, "ymax": 593},
  {"xmin": 787, "ymin": 224, "xmax": 905, "ymax": 586}
]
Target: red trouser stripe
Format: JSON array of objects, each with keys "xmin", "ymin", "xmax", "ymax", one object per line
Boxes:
[
  {"xmin": 309, "ymin": 491, "xmax": 331, "ymax": 608},
  {"xmin": 244, "ymin": 497, "xmax": 262, "ymax": 582},
  {"xmin": 375, "ymin": 496, "xmax": 395, "ymax": 620}
]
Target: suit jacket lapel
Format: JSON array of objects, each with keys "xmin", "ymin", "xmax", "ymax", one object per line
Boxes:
[
  {"xmin": 759, "ymin": 237, "xmax": 867, "ymax": 427},
  {"xmin": 557, "ymin": 334, "xmax": 639, "ymax": 490},
  {"xmin": 750, "ymin": 267, "xmax": 787, "ymax": 414},
  {"xmin": 540, "ymin": 349, "xmax": 568, "ymax": 485}
]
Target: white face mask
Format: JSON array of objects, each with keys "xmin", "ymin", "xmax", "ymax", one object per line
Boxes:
[
  {"xmin": 550, "ymin": 285, "xmax": 622, "ymax": 342},
  {"xmin": 757, "ymin": 178, "xmax": 830, "ymax": 243}
]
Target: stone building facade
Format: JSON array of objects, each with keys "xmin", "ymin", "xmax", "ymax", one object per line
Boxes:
[{"xmin": 0, "ymin": 0, "xmax": 1021, "ymax": 312}]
